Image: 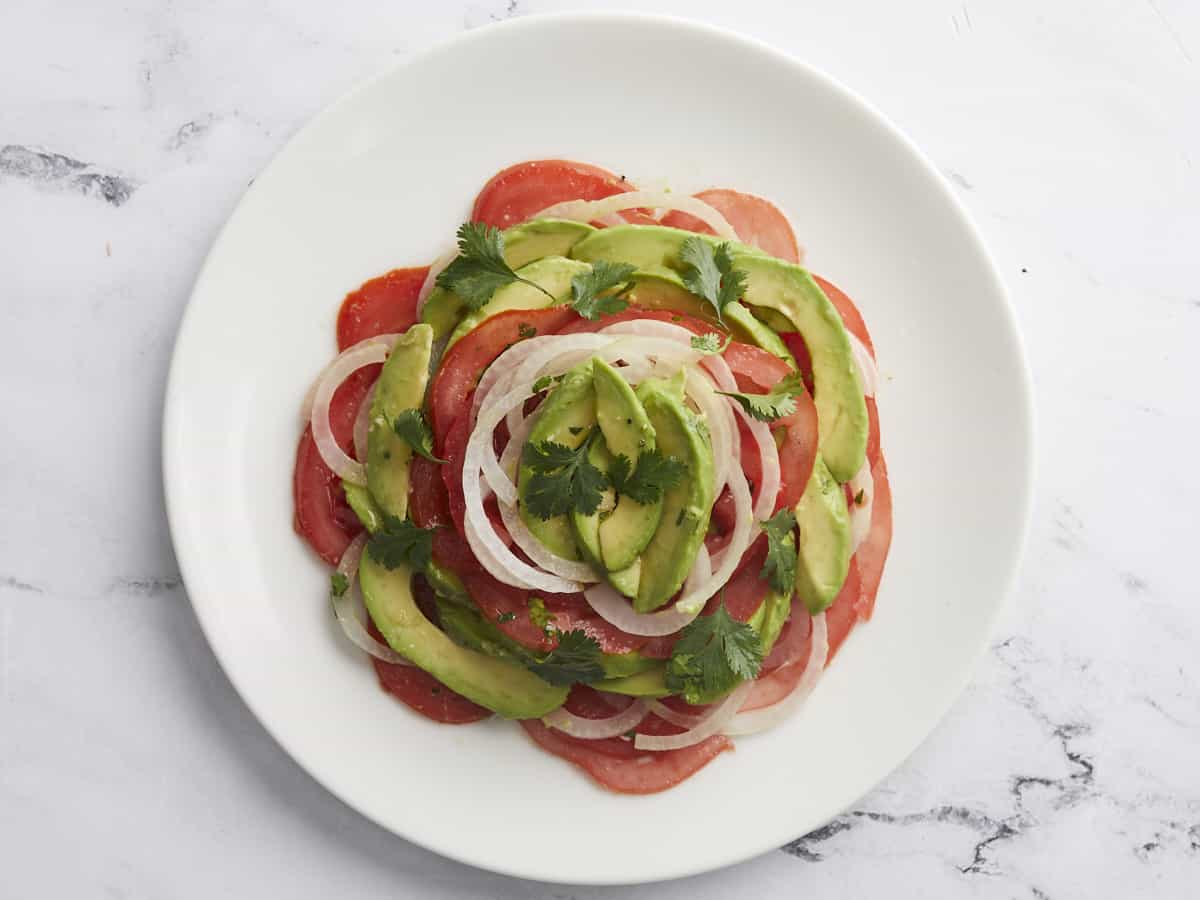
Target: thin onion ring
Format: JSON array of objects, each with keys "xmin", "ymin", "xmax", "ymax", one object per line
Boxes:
[
  {"xmin": 633, "ymin": 680, "xmax": 754, "ymax": 751},
  {"xmin": 309, "ymin": 336, "xmax": 398, "ymax": 485},
  {"xmin": 724, "ymin": 612, "xmax": 828, "ymax": 736},
  {"xmin": 543, "ymin": 699, "xmax": 649, "ymax": 739},
  {"xmin": 331, "ymin": 535, "xmax": 409, "ymax": 665},
  {"xmin": 534, "ymin": 191, "xmax": 737, "ymax": 241}
]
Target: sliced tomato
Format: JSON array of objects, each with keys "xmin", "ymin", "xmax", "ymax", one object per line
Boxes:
[
  {"xmin": 471, "ymin": 159, "xmax": 636, "ymax": 229},
  {"xmin": 823, "ymin": 563, "xmax": 864, "ymax": 662},
  {"xmin": 855, "ymin": 449, "xmax": 892, "ymax": 620},
  {"xmin": 554, "ymin": 305, "xmax": 714, "ymax": 338},
  {"xmin": 660, "ymin": 189, "xmax": 800, "ymax": 263},
  {"xmin": 780, "ymin": 332, "xmax": 815, "ymax": 393},
  {"xmin": 813, "ymin": 274, "xmax": 873, "ymax": 357},
  {"xmin": 366, "ymin": 585, "xmax": 491, "ymax": 724},
  {"xmin": 703, "ymin": 535, "xmax": 769, "ymax": 621},
  {"xmin": 428, "ymin": 306, "xmax": 578, "ymax": 444},
  {"xmin": 292, "ymin": 367, "xmax": 376, "ymax": 565},
  {"xmin": 741, "ymin": 610, "xmax": 813, "ymax": 712},
  {"xmin": 520, "ymin": 686, "xmax": 732, "ymax": 794},
  {"xmin": 723, "ymin": 340, "xmax": 792, "ymax": 391},
  {"xmin": 336, "ymin": 266, "xmax": 428, "ymax": 351}
]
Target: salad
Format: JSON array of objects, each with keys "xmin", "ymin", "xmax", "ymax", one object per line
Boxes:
[{"xmin": 293, "ymin": 160, "xmax": 892, "ymax": 794}]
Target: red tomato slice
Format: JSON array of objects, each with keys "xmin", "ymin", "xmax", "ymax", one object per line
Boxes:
[
  {"xmin": 292, "ymin": 367, "xmax": 376, "ymax": 565},
  {"xmin": 365, "ymin": 586, "xmax": 491, "ymax": 724},
  {"xmin": 428, "ymin": 307, "xmax": 579, "ymax": 444},
  {"xmin": 519, "ymin": 687, "xmax": 731, "ymax": 794},
  {"xmin": 660, "ymin": 189, "xmax": 800, "ymax": 263},
  {"xmin": 723, "ymin": 341, "xmax": 792, "ymax": 391},
  {"xmin": 823, "ymin": 563, "xmax": 864, "ymax": 662},
  {"xmin": 554, "ymin": 305, "xmax": 713, "ymax": 338},
  {"xmin": 854, "ymin": 450, "xmax": 891, "ymax": 620},
  {"xmin": 336, "ymin": 266, "xmax": 428, "ymax": 351},
  {"xmin": 813, "ymin": 274, "xmax": 873, "ymax": 357},
  {"xmin": 471, "ymin": 159, "xmax": 636, "ymax": 229},
  {"xmin": 741, "ymin": 610, "xmax": 813, "ymax": 712}
]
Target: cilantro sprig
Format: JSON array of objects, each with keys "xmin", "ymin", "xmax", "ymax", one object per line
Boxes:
[
  {"xmin": 521, "ymin": 431, "xmax": 609, "ymax": 520},
  {"xmin": 330, "ymin": 572, "xmax": 350, "ymax": 598},
  {"xmin": 608, "ymin": 449, "xmax": 687, "ymax": 505},
  {"xmin": 435, "ymin": 223, "xmax": 556, "ymax": 311},
  {"xmin": 665, "ymin": 602, "xmax": 763, "ymax": 703},
  {"xmin": 528, "ymin": 629, "xmax": 605, "ymax": 686},
  {"xmin": 367, "ymin": 515, "xmax": 435, "ymax": 571},
  {"xmin": 570, "ymin": 260, "xmax": 638, "ymax": 320},
  {"xmin": 718, "ymin": 371, "xmax": 807, "ymax": 423},
  {"xmin": 392, "ymin": 408, "xmax": 445, "ymax": 464},
  {"xmin": 760, "ymin": 509, "xmax": 797, "ymax": 594},
  {"xmin": 678, "ymin": 237, "xmax": 747, "ymax": 325},
  {"xmin": 690, "ymin": 332, "xmax": 730, "ymax": 355}
]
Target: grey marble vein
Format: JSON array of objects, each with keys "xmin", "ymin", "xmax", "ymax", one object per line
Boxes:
[{"xmin": 0, "ymin": 145, "xmax": 137, "ymax": 206}]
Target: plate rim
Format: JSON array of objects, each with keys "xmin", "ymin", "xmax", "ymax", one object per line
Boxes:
[{"xmin": 162, "ymin": 10, "xmax": 1035, "ymax": 885}]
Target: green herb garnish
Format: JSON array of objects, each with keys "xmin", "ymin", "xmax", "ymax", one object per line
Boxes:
[
  {"xmin": 528, "ymin": 596, "xmax": 554, "ymax": 634},
  {"xmin": 528, "ymin": 629, "xmax": 605, "ymax": 686},
  {"xmin": 717, "ymin": 371, "xmax": 807, "ymax": 423},
  {"xmin": 854, "ymin": 489, "xmax": 866, "ymax": 506},
  {"xmin": 392, "ymin": 408, "xmax": 445, "ymax": 464},
  {"xmin": 330, "ymin": 572, "xmax": 350, "ymax": 598},
  {"xmin": 366, "ymin": 515, "xmax": 434, "ymax": 571},
  {"xmin": 517, "ymin": 321, "xmax": 537, "ymax": 339},
  {"xmin": 435, "ymin": 222, "xmax": 555, "ymax": 311},
  {"xmin": 690, "ymin": 332, "xmax": 730, "ymax": 354},
  {"xmin": 760, "ymin": 509, "xmax": 797, "ymax": 594},
  {"xmin": 678, "ymin": 237, "xmax": 746, "ymax": 325},
  {"xmin": 496, "ymin": 611, "xmax": 517, "ymax": 624},
  {"xmin": 521, "ymin": 432, "xmax": 609, "ymax": 520},
  {"xmin": 608, "ymin": 449, "xmax": 687, "ymax": 505},
  {"xmin": 665, "ymin": 602, "xmax": 763, "ymax": 703},
  {"xmin": 569, "ymin": 260, "xmax": 638, "ymax": 320}
]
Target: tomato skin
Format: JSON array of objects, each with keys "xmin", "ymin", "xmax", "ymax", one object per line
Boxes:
[
  {"xmin": 292, "ymin": 367, "xmax": 376, "ymax": 565},
  {"xmin": 471, "ymin": 159, "xmax": 635, "ymax": 229},
  {"xmin": 813, "ymin": 274, "xmax": 873, "ymax": 356},
  {"xmin": 336, "ymin": 266, "xmax": 428, "ymax": 351},
  {"xmin": 428, "ymin": 307, "xmax": 579, "ymax": 445},
  {"xmin": 519, "ymin": 686, "xmax": 731, "ymax": 794},
  {"xmin": 660, "ymin": 189, "xmax": 801, "ymax": 262}
]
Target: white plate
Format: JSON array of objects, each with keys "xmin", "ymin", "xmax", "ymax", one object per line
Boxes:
[{"xmin": 163, "ymin": 13, "xmax": 1032, "ymax": 885}]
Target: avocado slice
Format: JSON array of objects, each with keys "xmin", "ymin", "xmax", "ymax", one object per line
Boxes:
[
  {"xmin": 794, "ymin": 455, "xmax": 853, "ymax": 614},
  {"xmin": 571, "ymin": 224, "xmax": 867, "ymax": 481},
  {"xmin": 594, "ymin": 664, "xmax": 671, "ymax": 698},
  {"xmin": 568, "ymin": 438, "xmax": 613, "ymax": 568},
  {"xmin": 365, "ymin": 324, "xmax": 433, "ymax": 519},
  {"xmin": 517, "ymin": 359, "xmax": 598, "ymax": 561},
  {"xmin": 723, "ymin": 301, "xmax": 796, "ymax": 366},
  {"xmin": 343, "ymin": 481, "xmax": 384, "ymax": 533},
  {"xmin": 632, "ymin": 371, "xmax": 715, "ymax": 613},
  {"xmin": 592, "ymin": 358, "xmax": 663, "ymax": 572},
  {"xmin": 421, "ymin": 219, "xmax": 595, "ymax": 341},
  {"xmin": 444, "ymin": 256, "xmax": 591, "ymax": 349},
  {"xmin": 360, "ymin": 554, "xmax": 567, "ymax": 718}
]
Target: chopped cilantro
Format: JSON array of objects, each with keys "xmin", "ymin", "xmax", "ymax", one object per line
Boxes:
[
  {"xmin": 496, "ymin": 611, "xmax": 517, "ymax": 624},
  {"xmin": 760, "ymin": 509, "xmax": 797, "ymax": 594},
  {"xmin": 528, "ymin": 629, "xmax": 605, "ymax": 686},
  {"xmin": 392, "ymin": 408, "xmax": 445, "ymax": 463},
  {"xmin": 665, "ymin": 602, "xmax": 763, "ymax": 703},
  {"xmin": 718, "ymin": 371, "xmax": 807, "ymax": 423},
  {"xmin": 435, "ymin": 222, "xmax": 555, "ymax": 310},
  {"xmin": 568, "ymin": 426, "xmax": 584, "ymax": 436},
  {"xmin": 517, "ymin": 322, "xmax": 537, "ymax": 339},
  {"xmin": 528, "ymin": 597, "xmax": 554, "ymax": 634},
  {"xmin": 678, "ymin": 237, "xmax": 747, "ymax": 325},
  {"xmin": 366, "ymin": 515, "xmax": 434, "ymax": 571},
  {"xmin": 608, "ymin": 449, "xmax": 687, "ymax": 505},
  {"xmin": 569, "ymin": 260, "xmax": 638, "ymax": 319},
  {"xmin": 690, "ymin": 332, "xmax": 730, "ymax": 354},
  {"xmin": 330, "ymin": 572, "xmax": 350, "ymax": 598},
  {"xmin": 854, "ymin": 488, "xmax": 866, "ymax": 506},
  {"xmin": 521, "ymin": 432, "xmax": 609, "ymax": 520}
]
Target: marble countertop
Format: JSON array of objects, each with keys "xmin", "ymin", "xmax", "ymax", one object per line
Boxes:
[{"xmin": 2, "ymin": 1, "xmax": 1197, "ymax": 896}]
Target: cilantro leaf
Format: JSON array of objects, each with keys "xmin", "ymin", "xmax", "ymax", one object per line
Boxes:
[
  {"xmin": 718, "ymin": 371, "xmax": 807, "ymax": 422},
  {"xmin": 570, "ymin": 260, "xmax": 637, "ymax": 320},
  {"xmin": 608, "ymin": 449, "xmax": 687, "ymax": 505},
  {"xmin": 528, "ymin": 629, "xmax": 605, "ymax": 686},
  {"xmin": 760, "ymin": 509, "xmax": 797, "ymax": 594},
  {"xmin": 435, "ymin": 222, "xmax": 556, "ymax": 311},
  {"xmin": 367, "ymin": 515, "xmax": 434, "ymax": 571},
  {"xmin": 532, "ymin": 373, "xmax": 562, "ymax": 393},
  {"xmin": 330, "ymin": 572, "xmax": 350, "ymax": 598},
  {"xmin": 517, "ymin": 322, "xmax": 537, "ymax": 339},
  {"xmin": 678, "ymin": 237, "xmax": 747, "ymax": 325},
  {"xmin": 690, "ymin": 332, "xmax": 730, "ymax": 355},
  {"xmin": 392, "ymin": 409, "xmax": 445, "ymax": 464},
  {"xmin": 665, "ymin": 602, "xmax": 763, "ymax": 703},
  {"xmin": 521, "ymin": 433, "xmax": 609, "ymax": 520}
]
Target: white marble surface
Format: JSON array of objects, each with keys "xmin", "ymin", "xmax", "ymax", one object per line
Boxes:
[{"xmin": 2, "ymin": 0, "xmax": 1198, "ymax": 895}]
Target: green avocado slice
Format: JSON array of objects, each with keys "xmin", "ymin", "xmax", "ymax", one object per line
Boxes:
[
  {"xmin": 632, "ymin": 371, "xmax": 715, "ymax": 613},
  {"xmin": 794, "ymin": 455, "xmax": 853, "ymax": 613},
  {"xmin": 421, "ymin": 219, "xmax": 595, "ymax": 341},
  {"xmin": 365, "ymin": 324, "xmax": 433, "ymax": 519},
  {"xmin": 570, "ymin": 224, "xmax": 867, "ymax": 481}
]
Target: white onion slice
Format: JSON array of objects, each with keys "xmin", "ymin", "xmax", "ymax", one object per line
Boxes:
[
  {"xmin": 416, "ymin": 247, "xmax": 456, "ymax": 317},
  {"xmin": 646, "ymin": 700, "xmax": 705, "ymax": 729},
  {"xmin": 352, "ymin": 381, "xmax": 378, "ymax": 463},
  {"xmin": 543, "ymin": 699, "xmax": 649, "ymax": 739},
  {"xmin": 497, "ymin": 498, "xmax": 600, "ymax": 583},
  {"xmin": 847, "ymin": 461, "xmax": 875, "ymax": 552},
  {"xmin": 582, "ymin": 546, "xmax": 711, "ymax": 637},
  {"xmin": 725, "ymin": 612, "xmax": 828, "ymax": 736},
  {"xmin": 331, "ymin": 535, "xmax": 409, "ymax": 665},
  {"xmin": 633, "ymin": 680, "xmax": 754, "ymax": 751},
  {"xmin": 534, "ymin": 191, "xmax": 737, "ymax": 241},
  {"xmin": 310, "ymin": 336, "xmax": 398, "ymax": 485},
  {"xmin": 848, "ymin": 332, "xmax": 878, "ymax": 399}
]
